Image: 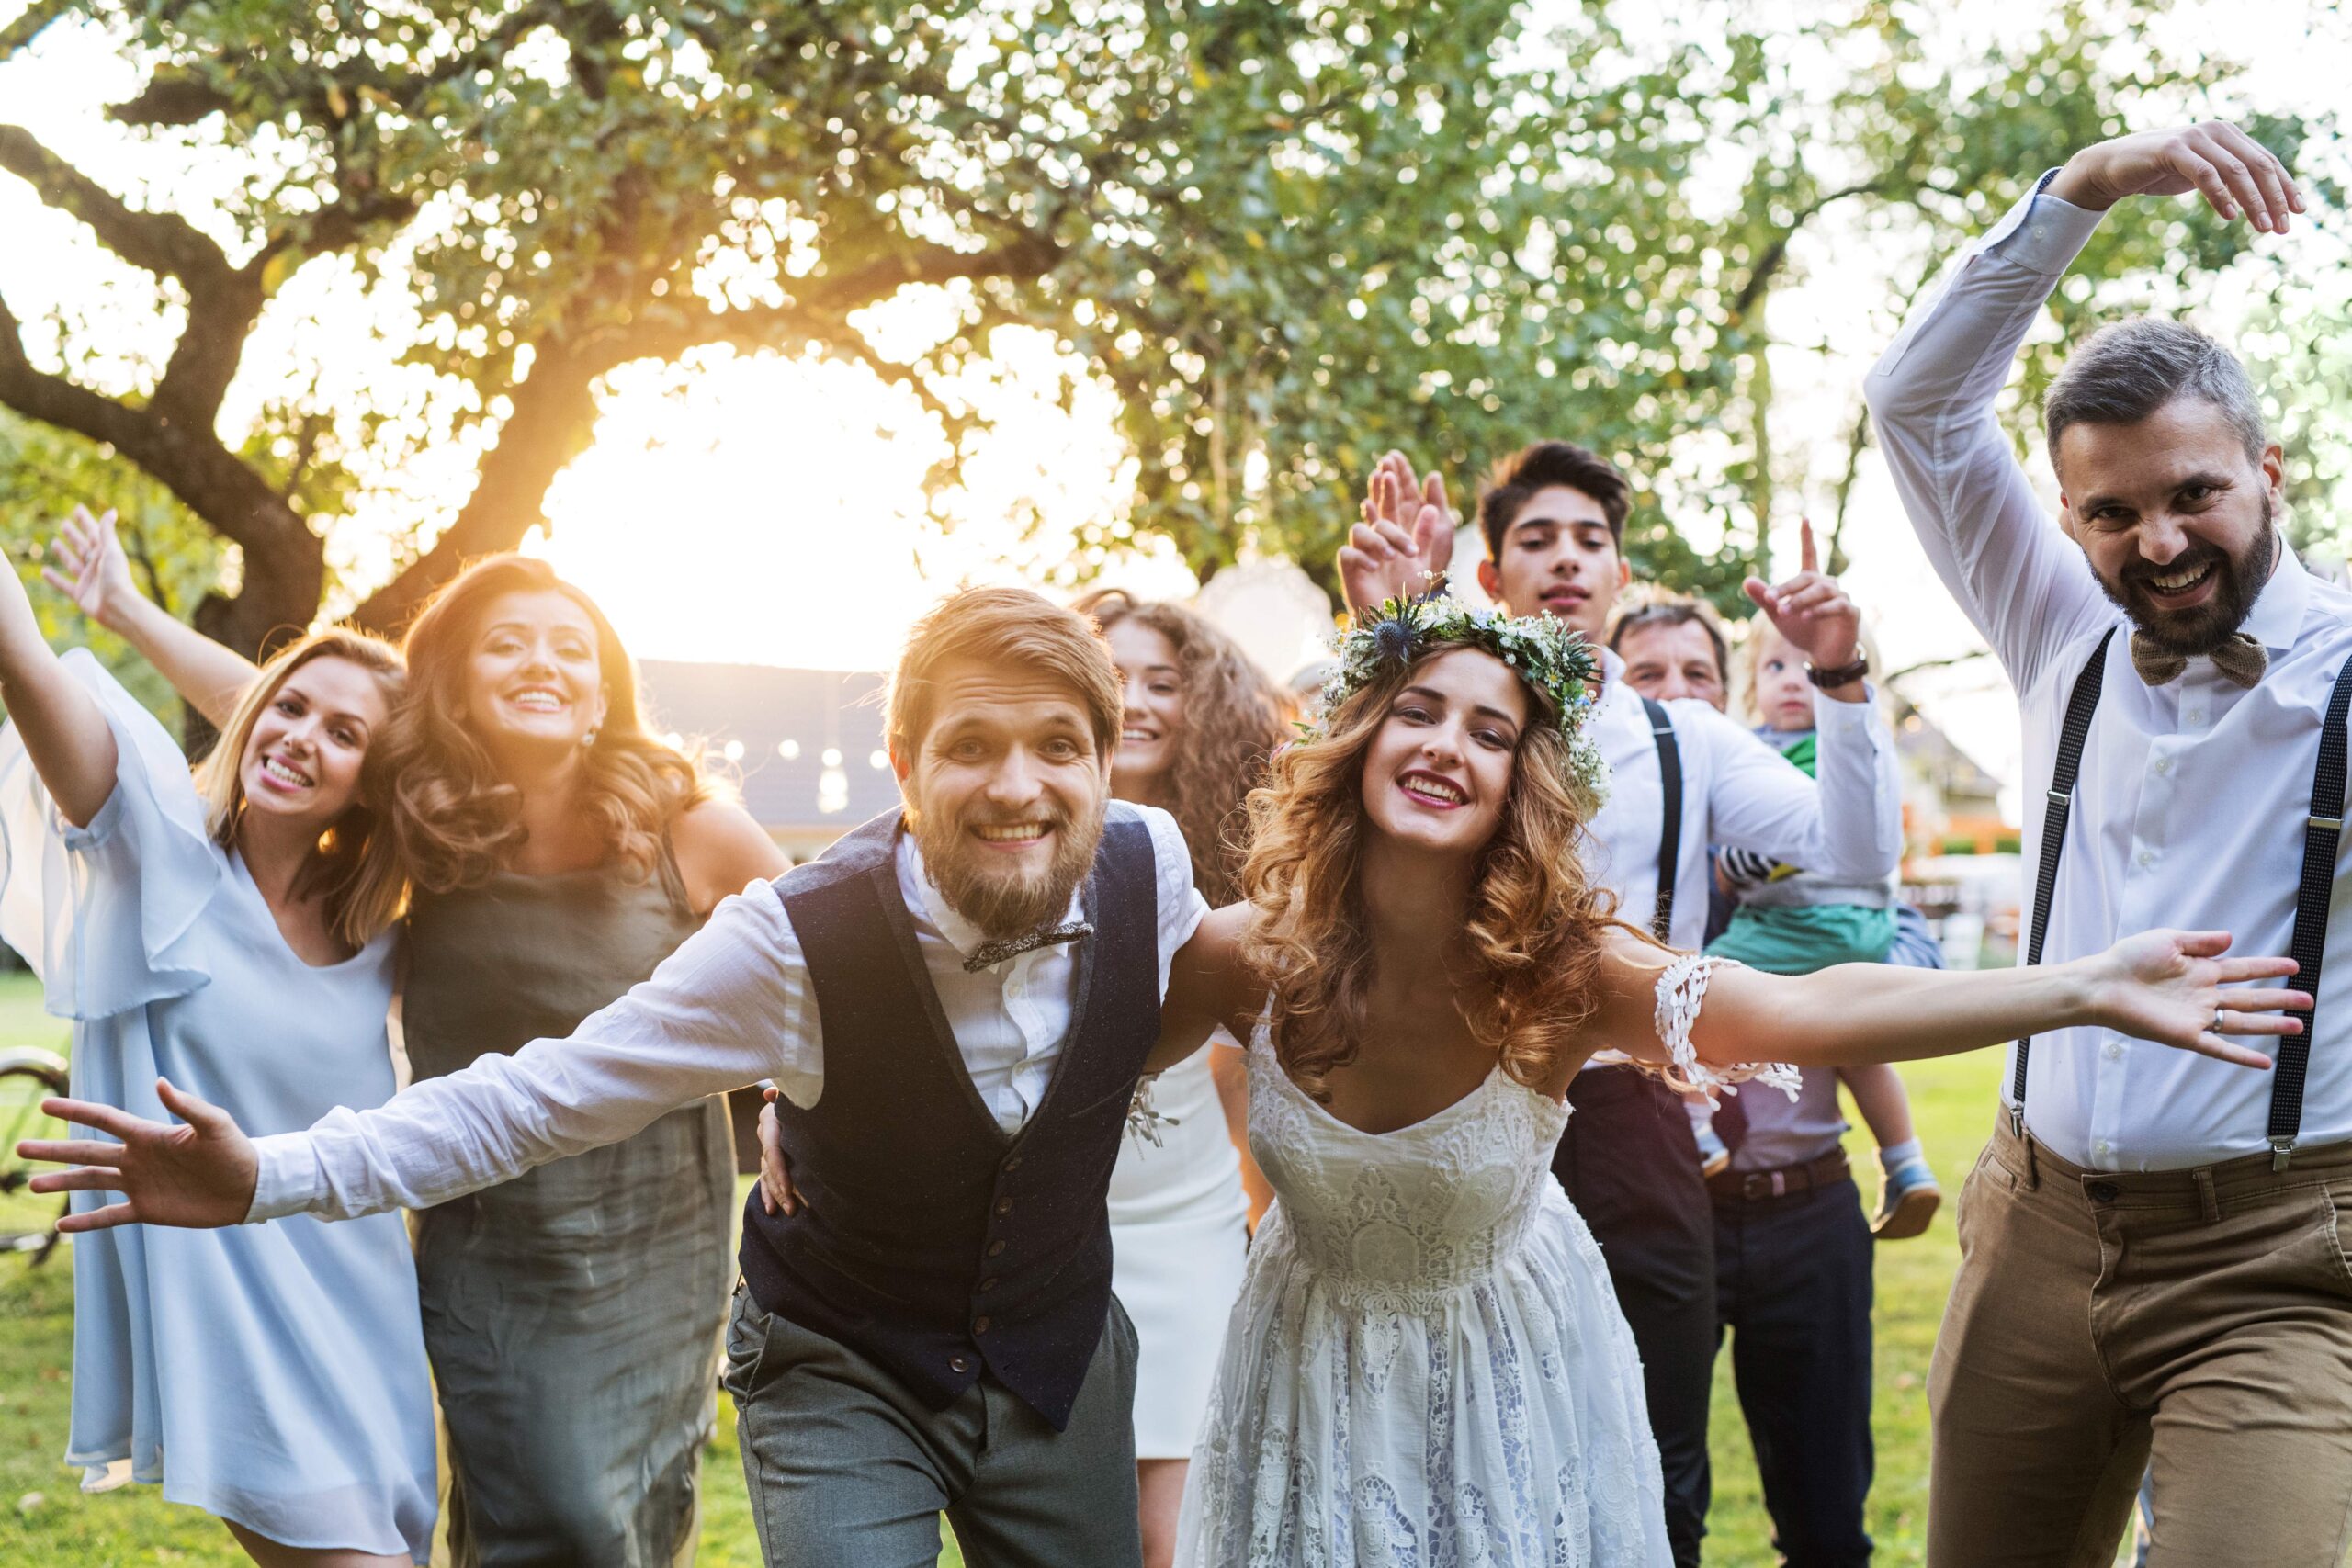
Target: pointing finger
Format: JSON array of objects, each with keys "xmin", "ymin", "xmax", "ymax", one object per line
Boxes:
[{"xmin": 1799, "ymin": 517, "xmax": 1818, "ymax": 576}]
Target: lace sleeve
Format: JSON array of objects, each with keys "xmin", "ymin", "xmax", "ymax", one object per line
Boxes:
[{"xmin": 1643, "ymin": 954, "xmax": 1802, "ymax": 1109}]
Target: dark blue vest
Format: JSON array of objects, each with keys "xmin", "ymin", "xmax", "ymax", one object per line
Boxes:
[{"xmin": 738, "ymin": 807, "xmax": 1161, "ymax": 1429}]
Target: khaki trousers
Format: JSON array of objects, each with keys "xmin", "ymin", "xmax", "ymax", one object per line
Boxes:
[{"xmin": 1927, "ymin": 1117, "xmax": 2352, "ymax": 1567}]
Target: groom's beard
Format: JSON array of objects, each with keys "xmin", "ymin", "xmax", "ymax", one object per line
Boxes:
[
  {"xmin": 910, "ymin": 797, "xmax": 1105, "ymax": 942},
  {"xmin": 2095, "ymin": 494, "xmax": 2275, "ymax": 657}
]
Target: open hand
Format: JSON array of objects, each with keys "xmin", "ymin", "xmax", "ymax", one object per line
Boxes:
[
  {"xmin": 1743, "ymin": 519, "xmax": 1861, "ymax": 675},
  {"xmin": 2050, "ymin": 120, "xmax": 2302, "ymax": 232},
  {"xmin": 17, "ymin": 1078, "xmax": 259, "ymax": 1231},
  {"xmin": 755, "ymin": 1086, "xmax": 802, "ymax": 1217},
  {"xmin": 2086, "ymin": 930, "xmax": 2306, "ymax": 1067},
  {"xmin": 40, "ymin": 506, "xmax": 140, "ymax": 630},
  {"xmin": 1336, "ymin": 450, "xmax": 1454, "ymax": 613}
]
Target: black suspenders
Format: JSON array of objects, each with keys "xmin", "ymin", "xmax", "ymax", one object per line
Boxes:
[
  {"xmin": 2013, "ymin": 626, "xmax": 2352, "ymax": 1169},
  {"xmin": 1644, "ymin": 697, "xmax": 1681, "ymax": 942},
  {"xmin": 2269, "ymin": 662, "xmax": 2352, "ymax": 1167},
  {"xmin": 2011, "ymin": 628, "xmax": 2115, "ymax": 1133}
]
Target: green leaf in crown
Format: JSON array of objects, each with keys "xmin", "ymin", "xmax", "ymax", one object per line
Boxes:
[{"xmin": 1306, "ymin": 593, "xmax": 1611, "ymax": 805}]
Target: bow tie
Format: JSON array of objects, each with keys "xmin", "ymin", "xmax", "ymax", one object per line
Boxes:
[
  {"xmin": 963, "ymin": 920, "xmax": 1093, "ymax": 973},
  {"xmin": 2130, "ymin": 630, "xmax": 2267, "ymax": 690}
]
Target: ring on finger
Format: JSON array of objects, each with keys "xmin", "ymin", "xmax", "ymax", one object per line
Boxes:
[{"xmin": 2212, "ymin": 1007, "xmax": 2228, "ymax": 1034}]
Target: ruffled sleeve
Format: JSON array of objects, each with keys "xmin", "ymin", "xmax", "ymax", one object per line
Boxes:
[
  {"xmin": 0, "ymin": 649, "xmax": 224, "ymax": 1019},
  {"xmin": 1642, "ymin": 953, "xmax": 1802, "ymax": 1109}
]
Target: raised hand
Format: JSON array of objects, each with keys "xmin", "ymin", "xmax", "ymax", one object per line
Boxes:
[
  {"xmin": 2086, "ymin": 930, "xmax": 2306, "ymax": 1067},
  {"xmin": 40, "ymin": 506, "xmax": 141, "ymax": 630},
  {"xmin": 1742, "ymin": 518, "xmax": 1861, "ymax": 676},
  {"xmin": 2050, "ymin": 120, "xmax": 2303, "ymax": 232},
  {"xmin": 17, "ymin": 1078, "xmax": 260, "ymax": 1231},
  {"xmin": 1336, "ymin": 450, "xmax": 1455, "ymax": 613}
]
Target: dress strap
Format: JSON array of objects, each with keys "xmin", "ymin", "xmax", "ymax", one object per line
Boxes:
[
  {"xmin": 652, "ymin": 822, "xmax": 695, "ymax": 918},
  {"xmin": 1647, "ymin": 954, "xmax": 1801, "ymax": 1109}
]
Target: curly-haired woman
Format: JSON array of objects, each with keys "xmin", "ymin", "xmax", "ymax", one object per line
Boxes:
[
  {"xmin": 1148, "ymin": 602, "xmax": 2303, "ymax": 1564},
  {"xmin": 1072, "ymin": 590, "xmax": 1283, "ymax": 1567}
]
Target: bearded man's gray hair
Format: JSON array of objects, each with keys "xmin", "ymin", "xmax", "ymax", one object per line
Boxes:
[{"xmin": 2044, "ymin": 317, "xmax": 2267, "ymax": 470}]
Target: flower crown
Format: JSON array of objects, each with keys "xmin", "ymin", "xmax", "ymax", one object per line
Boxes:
[{"xmin": 1306, "ymin": 592, "xmax": 1611, "ymax": 800}]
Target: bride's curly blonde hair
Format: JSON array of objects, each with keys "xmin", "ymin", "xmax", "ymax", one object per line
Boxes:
[{"xmin": 1239, "ymin": 643, "xmax": 1623, "ymax": 1103}]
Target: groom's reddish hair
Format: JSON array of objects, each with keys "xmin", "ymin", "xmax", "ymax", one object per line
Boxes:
[{"xmin": 887, "ymin": 587, "xmax": 1123, "ymax": 761}]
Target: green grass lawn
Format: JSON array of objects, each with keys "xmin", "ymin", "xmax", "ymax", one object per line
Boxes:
[{"xmin": 0, "ymin": 966, "xmax": 2006, "ymax": 1566}]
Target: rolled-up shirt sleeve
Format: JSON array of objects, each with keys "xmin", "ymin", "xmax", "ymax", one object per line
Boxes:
[
  {"xmin": 250, "ymin": 879, "xmax": 820, "ymax": 1223},
  {"xmin": 1690, "ymin": 694, "xmax": 1902, "ymax": 883}
]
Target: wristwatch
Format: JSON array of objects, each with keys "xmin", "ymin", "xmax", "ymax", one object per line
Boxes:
[{"xmin": 1804, "ymin": 653, "xmax": 1870, "ymax": 689}]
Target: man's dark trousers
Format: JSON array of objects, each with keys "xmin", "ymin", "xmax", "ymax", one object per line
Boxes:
[
  {"xmin": 1713, "ymin": 1173, "xmax": 1874, "ymax": 1567},
  {"xmin": 1555, "ymin": 1065, "xmax": 1717, "ymax": 1568}
]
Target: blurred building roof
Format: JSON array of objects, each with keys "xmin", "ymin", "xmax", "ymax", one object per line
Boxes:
[{"xmin": 637, "ymin": 660, "xmax": 899, "ymax": 843}]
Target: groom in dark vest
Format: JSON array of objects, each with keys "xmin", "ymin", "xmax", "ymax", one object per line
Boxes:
[
  {"xmin": 726, "ymin": 586, "xmax": 1208, "ymax": 1565},
  {"xmin": 18, "ymin": 587, "xmax": 1211, "ymax": 1568}
]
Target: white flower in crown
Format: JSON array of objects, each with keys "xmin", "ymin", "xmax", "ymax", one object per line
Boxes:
[{"xmin": 1303, "ymin": 592, "xmax": 1611, "ymax": 805}]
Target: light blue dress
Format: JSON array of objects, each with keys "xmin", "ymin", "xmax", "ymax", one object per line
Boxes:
[{"xmin": 0, "ymin": 651, "xmax": 436, "ymax": 1563}]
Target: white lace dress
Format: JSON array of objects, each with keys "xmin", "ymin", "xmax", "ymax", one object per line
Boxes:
[{"xmin": 1176, "ymin": 956, "xmax": 1786, "ymax": 1567}]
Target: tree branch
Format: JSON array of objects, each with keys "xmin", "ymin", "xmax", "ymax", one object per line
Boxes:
[
  {"xmin": 0, "ymin": 285, "xmax": 322, "ymax": 652},
  {"xmin": 1728, "ymin": 176, "xmax": 1891, "ymax": 321},
  {"xmin": 0, "ymin": 124, "xmax": 236, "ymax": 289},
  {"xmin": 0, "ymin": 0, "xmax": 71, "ymax": 62}
]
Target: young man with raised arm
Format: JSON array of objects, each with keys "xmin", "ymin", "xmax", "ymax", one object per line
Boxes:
[
  {"xmin": 1865, "ymin": 120, "xmax": 2352, "ymax": 1562},
  {"xmin": 1339, "ymin": 450, "xmax": 1904, "ymax": 1567}
]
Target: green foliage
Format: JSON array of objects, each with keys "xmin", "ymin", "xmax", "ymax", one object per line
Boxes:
[
  {"xmin": 0, "ymin": 412, "xmax": 223, "ymax": 728},
  {"xmin": 10, "ymin": 0, "xmax": 2335, "ymax": 631}
]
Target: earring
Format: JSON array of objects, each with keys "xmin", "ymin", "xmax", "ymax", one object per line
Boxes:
[{"xmin": 582, "ymin": 728, "xmax": 600, "ymax": 750}]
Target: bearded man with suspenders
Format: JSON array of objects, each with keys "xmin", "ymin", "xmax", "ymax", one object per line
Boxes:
[
  {"xmin": 1338, "ymin": 444, "xmax": 1905, "ymax": 1567},
  {"xmin": 1868, "ymin": 120, "xmax": 2352, "ymax": 1563}
]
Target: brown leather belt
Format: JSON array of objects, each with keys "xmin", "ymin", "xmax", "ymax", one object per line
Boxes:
[{"xmin": 1707, "ymin": 1147, "xmax": 1850, "ymax": 1204}]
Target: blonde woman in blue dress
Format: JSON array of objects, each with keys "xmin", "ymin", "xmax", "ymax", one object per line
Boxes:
[{"xmin": 0, "ymin": 513, "xmax": 435, "ymax": 1565}]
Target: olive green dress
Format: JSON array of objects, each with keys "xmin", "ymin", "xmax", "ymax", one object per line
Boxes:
[{"xmin": 402, "ymin": 849, "xmax": 734, "ymax": 1568}]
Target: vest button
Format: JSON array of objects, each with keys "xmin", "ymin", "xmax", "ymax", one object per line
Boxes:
[
  {"xmin": 995, "ymin": 1197, "xmax": 1014, "ymax": 1216},
  {"xmin": 978, "ymin": 1277, "xmax": 1000, "ymax": 1292},
  {"xmin": 987, "ymin": 1240, "xmax": 1007, "ymax": 1257},
  {"xmin": 949, "ymin": 1354, "xmax": 972, "ymax": 1374},
  {"xmin": 1003, "ymin": 1155, "xmax": 1023, "ymax": 1172},
  {"xmin": 973, "ymin": 1316, "xmax": 992, "ymax": 1336}
]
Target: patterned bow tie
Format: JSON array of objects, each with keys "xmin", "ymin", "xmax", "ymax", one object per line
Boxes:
[
  {"xmin": 2130, "ymin": 630, "xmax": 2267, "ymax": 690},
  {"xmin": 963, "ymin": 920, "xmax": 1093, "ymax": 973}
]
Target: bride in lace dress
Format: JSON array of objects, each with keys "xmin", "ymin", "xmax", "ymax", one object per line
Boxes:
[{"xmin": 1150, "ymin": 601, "xmax": 2302, "ymax": 1567}]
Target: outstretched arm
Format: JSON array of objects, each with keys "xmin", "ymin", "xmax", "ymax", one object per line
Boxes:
[
  {"xmin": 0, "ymin": 547, "xmax": 119, "ymax": 827},
  {"xmin": 1588, "ymin": 926, "xmax": 2301, "ymax": 1078},
  {"xmin": 44, "ymin": 507, "xmax": 258, "ymax": 729},
  {"xmin": 22, "ymin": 882, "xmax": 815, "ymax": 1229}
]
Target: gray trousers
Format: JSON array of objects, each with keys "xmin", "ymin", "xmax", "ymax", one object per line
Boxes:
[{"xmin": 722, "ymin": 1285, "xmax": 1143, "ymax": 1568}]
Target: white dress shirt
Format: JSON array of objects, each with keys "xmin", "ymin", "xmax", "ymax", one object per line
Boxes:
[
  {"xmin": 249, "ymin": 803, "xmax": 1207, "ymax": 1222},
  {"xmin": 1867, "ymin": 177, "xmax": 2352, "ymax": 1170},
  {"xmin": 1583, "ymin": 648, "xmax": 1904, "ymax": 952}
]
